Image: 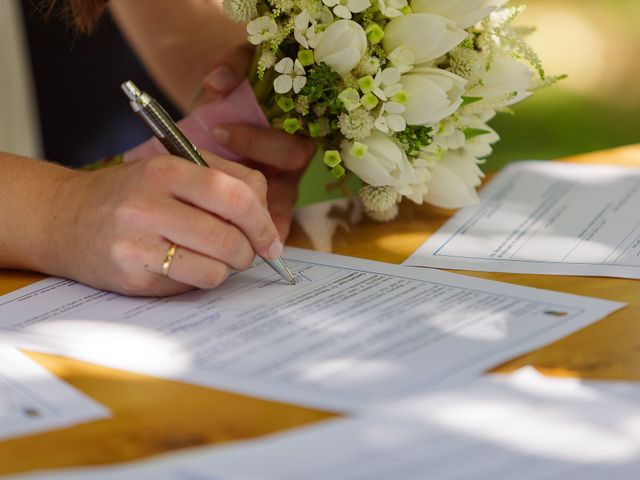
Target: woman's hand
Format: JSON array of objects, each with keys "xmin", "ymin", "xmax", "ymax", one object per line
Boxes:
[
  {"xmin": 198, "ymin": 46, "xmax": 317, "ymax": 240},
  {"xmin": 51, "ymin": 152, "xmax": 282, "ymax": 296}
]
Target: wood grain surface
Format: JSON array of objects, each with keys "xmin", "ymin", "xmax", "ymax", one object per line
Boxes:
[{"xmin": 1, "ymin": 145, "xmax": 639, "ymax": 476}]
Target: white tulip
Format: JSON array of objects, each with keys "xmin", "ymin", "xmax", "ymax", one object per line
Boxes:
[
  {"xmin": 401, "ymin": 68, "xmax": 466, "ymax": 125},
  {"xmin": 467, "ymin": 53, "xmax": 533, "ymax": 104},
  {"xmin": 342, "ymin": 132, "xmax": 415, "ymax": 188},
  {"xmin": 411, "ymin": 0, "xmax": 507, "ymax": 29},
  {"xmin": 314, "ymin": 20, "xmax": 368, "ymax": 75},
  {"xmin": 382, "ymin": 13, "xmax": 467, "ymax": 65},
  {"xmin": 425, "ymin": 151, "xmax": 484, "ymax": 209}
]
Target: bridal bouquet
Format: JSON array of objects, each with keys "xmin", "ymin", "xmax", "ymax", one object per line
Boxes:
[{"xmin": 223, "ymin": 0, "xmax": 559, "ymax": 220}]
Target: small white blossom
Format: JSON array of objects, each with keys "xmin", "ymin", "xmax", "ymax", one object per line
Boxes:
[
  {"xmin": 223, "ymin": 0, "xmax": 258, "ymax": 22},
  {"xmin": 449, "ymin": 47, "xmax": 486, "ymax": 84},
  {"xmin": 338, "ymin": 108, "xmax": 375, "ymax": 140},
  {"xmin": 388, "ymin": 47, "xmax": 415, "ymax": 73},
  {"xmin": 370, "ymin": 67, "xmax": 403, "ymax": 101},
  {"xmin": 359, "ymin": 185, "xmax": 400, "ymax": 222},
  {"xmin": 355, "ymin": 55, "xmax": 381, "ymax": 76},
  {"xmin": 377, "ymin": 0, "xmax": 407, "ymax": 18},
  {"xmin": 374, "ymin": 101, "xmax": 406, "ymax": 133},
  {"xmin": 274, "ymin": 58, "xmax": 307, "ymax": 94},
  {"xmin": 247, "ymin": 16, "xmax": 278, "ymax": 45},
  {"xmin": 258, "ymin": 50, "xmax": 277, "ymax": 71},
  {"xmin": 433, "ymin": 119, "xmax": 466, "ymax": 150},
  {"xmin": 294, "ymin": 10, "xmax": 322, "ymax": 49},
  {"xmin": 322, "ymin": 0, "xmax": 370, "ymax": 20}
]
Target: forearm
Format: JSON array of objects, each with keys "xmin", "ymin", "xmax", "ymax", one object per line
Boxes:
[
  {"xmin": 110, "ymin": 0, "xmax": 247, "ymax": 113},
  {"xmin": 0, "ymin": 153, "xmax": 77, "ymax": 273}
]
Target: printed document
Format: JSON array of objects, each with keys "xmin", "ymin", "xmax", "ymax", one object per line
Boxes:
[
  {"xmin": 10, "ymin": 368, "xmax": 640, "ymax": 480},
  {"xmin": 405, "ymin": 161, "xmax": 640, "ymax": 278},
  {"xmin": 177, "ymin": 368, "xmax": 640, "ymax": 480},
  {"xmin": 0, "ymin": 248, "xmax": 624, "ymax": 412},
  {"xmin": 0, "ymin": 346, "xmax": 108, "ymax": 440}
]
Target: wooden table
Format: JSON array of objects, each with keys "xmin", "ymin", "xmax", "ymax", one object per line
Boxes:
[{"xmin": 1, "ymin": 146, "xmax": 639, "ymax": 476}]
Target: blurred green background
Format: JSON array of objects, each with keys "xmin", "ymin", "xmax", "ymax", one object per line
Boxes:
[{"xmin": 297, "ymin": 0, "xmax": 640, "ymax": 205}]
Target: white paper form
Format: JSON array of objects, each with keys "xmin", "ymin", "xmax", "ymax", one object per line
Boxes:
[
  {"xmin": 175, "ymin": 368, "xmax": 640, "ymax": 480},
  {"xmin": 0, "ymin": 346, "xmax": 109, "ymax": 441},
  {"xmin": 0, "ymin": 248, "xmax": 624, "ymax": 412},
  {"xmin": 404, "ymin": 161, "xmax": 640, "ymax": 278},
  {"xmin": 12, "ymin": 369, "xmax": 640, "ymax": 480}
]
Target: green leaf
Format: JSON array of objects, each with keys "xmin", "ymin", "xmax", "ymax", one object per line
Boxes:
[
  {"xmin": 463, "ymin": 127, "xmax": 491, "ymax": 140},
  {"xmin": 461, "ymin": 96, "xmax": 483, "ymax": 106}
]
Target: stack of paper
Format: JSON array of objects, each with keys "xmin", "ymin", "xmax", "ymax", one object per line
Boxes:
[
  {"xmin": 0, "ymin": 346, "xmax": 109, "ymax": 441},
  {"xmin": 405, "ymin": 161, "xmax": 640, "ymax": 278},
  {"xmin": 9, "ymin": 369, "xmax": 640, "ymax": 479}
]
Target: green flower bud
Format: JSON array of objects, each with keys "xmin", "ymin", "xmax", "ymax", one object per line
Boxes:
[
  {"xmin": 297, "ymin": 49, "xmax": 315, "ymax": 67},
  {"xmin": 391, "ymin": 90, "xmax": 408, "ymax": 105},
  {"xmin": 400, "ymin": 5, "xmax": 412, "ymax": 14},
  {"xmin": 360, "ymin": 92, "xmax": 379, "ymax": 110},
  {"xmin": 358, "ymin": 75, "xmax": 376, "ymax": 93},
  {"xmin": 365, "ymin": 24, "xmax": 384, "ymax": 45},
  {"xmin": 277, "ymin": 96, "xmax": 295, "ymax": 112},
  {"xmin": 331, "ymin": 164, "xmax": 346, "ymax": 179},
  {"xmin": 283, "ymin": 118, "xmax": 301, "ymax": 134},
  {"xmin": 350, "ymin": 142, "xmax": 368, "ymax": 158},
  {"xmin": 308, "ymin": 122, "xmax": 322, "ymax": 138},
  {"xmin": 323, "ymin": 150, "xmax": 342, "ymax": 168},
  {"xmin": 338, "ymin": 87, "xmax": 361, "ymax": 112}
]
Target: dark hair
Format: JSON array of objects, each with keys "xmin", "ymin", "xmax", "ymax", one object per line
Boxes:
[{"xmin": 44, "ymin": 0, "xmax": 109, "ymax": 33}]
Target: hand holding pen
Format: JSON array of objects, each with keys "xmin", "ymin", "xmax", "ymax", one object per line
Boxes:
[{"xmin": 121, "ymin": 81, "xmax": 296, "ymax": 285}]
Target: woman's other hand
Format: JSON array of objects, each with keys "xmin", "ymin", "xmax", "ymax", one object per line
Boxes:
[{"xmin": 199, "ymin": 46, "xmax": 316, "ymax": 240}]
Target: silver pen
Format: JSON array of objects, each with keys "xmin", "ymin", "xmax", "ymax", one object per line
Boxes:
[{"xmin": 121, "ymin": 80, "xmax": 296, "ymax": 285}]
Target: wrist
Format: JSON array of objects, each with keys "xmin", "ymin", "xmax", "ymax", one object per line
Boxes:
[{"xmin": 33, "ymin": 167, "xmax": 87, "ymax": 277}]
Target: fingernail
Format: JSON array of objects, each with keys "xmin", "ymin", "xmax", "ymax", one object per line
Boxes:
[
  {"xmin": 205, "ymin": 66, "xmax": 235, "ymax": 92},
  {"xmin": 267, "ymin": 238, "xmax": 284, "ymax": 259},
  {"xmin": 211, "ymin": 127, "xmax": 230, "ymax": 145}
]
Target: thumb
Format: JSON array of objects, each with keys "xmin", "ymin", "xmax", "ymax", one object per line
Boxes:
[{"xmin": 201, "ymin": 45, "xmax": 255, "ymax": 102}]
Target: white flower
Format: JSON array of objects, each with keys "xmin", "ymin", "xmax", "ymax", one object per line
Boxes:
[
  {"xmin": 342, "ymin": 131, "xmax": 416, "ymax": 188},
  {"xmin": 388, "ymin": 47, "xmax": 415, "ymax": 73},
  {"xmin": 411, "ymin": 0, "xmax": 507, "ymax": 29},
  {"xmin": 378, "ymin": 0, "xmax": 407, "ymax": 18},
  {"xmin": 370, "ymin": 67, "xmax": 403, "ymax": 101},
  {"xmin": 382, "ymin": 13, "xmax": 467, "ymax": 65},
  {"xmin": 467, "ymin": 53, "xmax": 533, "ymax": 104},
  {"xmin": 338, "ymin": 109, "xmax": 375, "ymax": 140},
  {"xmin": 359, "ymin": 185, "xmax": 400, "ymax": 222},
  {"xmin": 448, "ymin": 46, "xmax": 486, "ymax": 83},
  {"xmin": 374, "ymin": 101, "xmax": 406, "ymax": 133},
  {"xmin": 400, "ymin": 68, "xmax": 466, "ymax": 125},
  {"xmin": 314, "ymin": 20, "xmax": 368, "ymax": 75},
  {"xmin": 424, "ymin": 151, "xmax": 484, "ymax": 209},
  {"xmin": 322, "ymin": 0, "xmax": 370, "ymax": 20},
  {"xmin": 273, "ymin": 58, "xmax": 307, "ymax": 94},
  {"xmin": 224, "ymin": 0, "xmax": 258, "ymax": 22},
  {"xmin": 294, "ymin": 10, "xmax": 322, "ymax": 49},
  {"xmin": 247, "ymin": 16, "xmax": 278, "ymax": 46},
  {"xmin": 258, "ymin": 50, "xmax": 277, "ymax": 70},
  {"xmin": 433, "ymin": 119, "xmax": 466, "ymax": 150}
]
